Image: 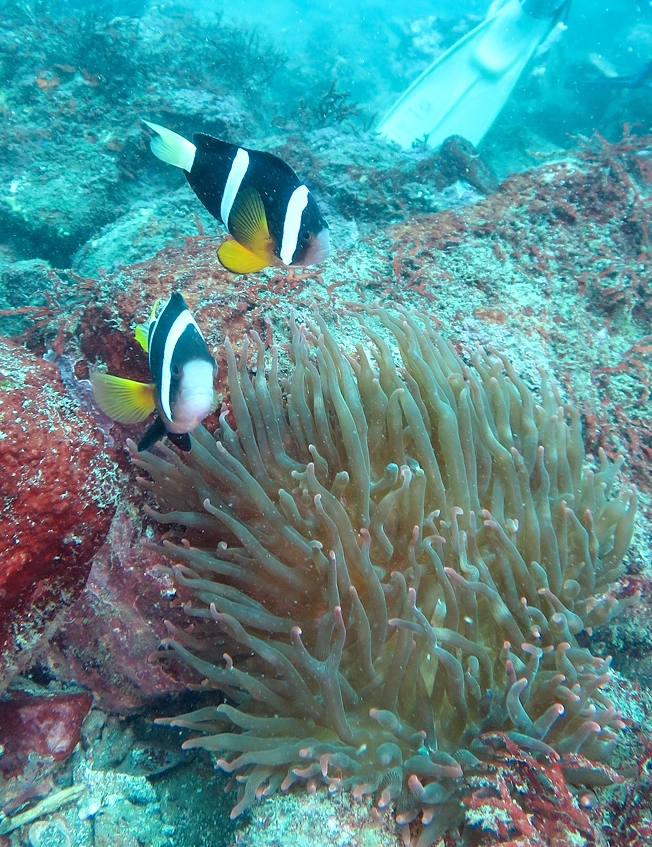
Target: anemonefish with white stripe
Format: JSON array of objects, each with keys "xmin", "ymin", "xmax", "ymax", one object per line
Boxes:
[
  {"xmin": 90, "ymin": 292, "xmax": 217, "ymax": 452},
  {"xmin": 143, "ymin": 120, "xmax": 330, "ymax": 275}
]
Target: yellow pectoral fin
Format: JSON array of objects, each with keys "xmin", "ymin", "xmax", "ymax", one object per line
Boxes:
[
  {"xmin": 229, "ymin": 187, "xmax": 273, "ymax": 257},
  {"xmin": 90, "ymin": 372, "xmax": 156, "ymax": 423},
  {"xmin": 217, "ymin": 239, "xmax": 271, "ymax": 274}
]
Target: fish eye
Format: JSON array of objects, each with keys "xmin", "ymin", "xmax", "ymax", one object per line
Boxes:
[{"xmin": 171, "ymin": 363, "xmax": 181, "ymax": 378}]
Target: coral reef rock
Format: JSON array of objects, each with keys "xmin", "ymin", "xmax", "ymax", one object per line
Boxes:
[
  {"xmin": 0, "ymin": 338, "xmax": 121, "ymax": 686},
  {"xmin": 0, "ymin": 692, "xmax": 93, "ymax": 776},
  {"xmin": 56, "ymin": 504, "xmax": 197, "ymax": 713}
]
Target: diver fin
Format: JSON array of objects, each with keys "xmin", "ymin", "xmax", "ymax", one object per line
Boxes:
[
  {"xmin": 138, "ymin": 417, "xmax": 167, "ymax": 452},
  {"xmin": 377, "ymin": 0, "xmax": 560, "ymax": 149},
  {"xmin": 167, "ymin": 431, "xmax": 192, "ymax": 451},
  {"xmin": 228, "ymin": 187, "xmax": 273, "ymax": 257},
  {"xmin": 90, "ymin": 372, "xmax": 156, "ymax": 424},
  {"xmin": 217, "ymin": 239, "xmax": 270, "ymax": 274},
  {"xmin": 143, "ymin": 120, "xmax": 196, "ymax": 172},
  {"xmin": 637, "ymin": 60, "xmax": 652, "ymax": 85}
]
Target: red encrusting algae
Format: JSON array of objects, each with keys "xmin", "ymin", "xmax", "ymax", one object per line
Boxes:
[{"xmin": 0, "ymin": 337, "xmax": 119, "ymax": 686}]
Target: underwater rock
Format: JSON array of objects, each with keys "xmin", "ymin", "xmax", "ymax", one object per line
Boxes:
[
  {"xmin": 0, "ymin": 692, "xmax": 93, "ymax": 776},
  {"xmin": 231, "ymin": 790, "xmax": 401, "ymax": 847},
  {"xmin": 74, "ymin": 757, "xmax": 174, "ymax": 847},
  {"xmin": 0, "ymin": 155, "xmax": 129, "ymax": 267},
  {"xmin": 269, "ymin": 127, "xmax": 499, "ymax": 225},
  {"xmin": 55, "ymin": 505, "xmax": 196, "ymax": 713},
  {"xmin": 0, "ymin": 259, "xmax": 53, "ymax": 336},
  {"xmin": 157, "ymin": 89, "xmax": 248, "ymax": 133},
  {"xmin": 71, "ymin": 188, "xmax": 215, "ymax": 278},
  {"xmin": 0, "ymin": 339, "xmax": 121, "ymax": 687},
  {"xmin": 432, "ymin": 135, "xmax": 500, "ymax": 194},
  {"xmin": 0, "ymin": 259, "xmax": 52, "ymax": 308}
]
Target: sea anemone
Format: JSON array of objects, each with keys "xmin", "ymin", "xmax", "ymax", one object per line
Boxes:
[{"xmin": 133, "ymin": 307, "xmax": 637, "ymax": 845}]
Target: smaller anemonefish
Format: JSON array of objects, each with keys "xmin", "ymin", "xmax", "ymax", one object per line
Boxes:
[
  {"xmin": 90, "ymin": 292, "xmax": 217, "ymax": 452},
  {"xmin": 143, "ymin": 120, "xmax": 330, "ymax": 275}
]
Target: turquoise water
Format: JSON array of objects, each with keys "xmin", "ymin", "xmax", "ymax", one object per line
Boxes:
[{"xmin": 0, "ymin": 1, "xmax": 651, "ymax": 845}]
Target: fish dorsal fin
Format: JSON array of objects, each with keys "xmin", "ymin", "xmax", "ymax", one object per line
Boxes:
[
  {"xmin": 229, "ymin": 187, "xmax": 272, "ymax": 257},
  {"xmin": 90, "ymin": 373, "xmax": 156, "ymax": 423},
  {"xmin": 193, "ymin": 133, "xmax": 234, "ymax": 156},
  {"xmin": 134, "ymin": 324, "xmax": 149, "ymax": 352},
  {"xmin": 134, "ymin": 298, "xmax": 162, "ymax": 353},
  {"xmin": 195, "ymin": 134, "xmax": 299, "ymax": 182},
  {"xmin": 217, "ymin": 240, "xmax": 270, "ymax": 274},
  {"xmin": 250, "ymin": 148, "xmax": 301, "ymax": 181}
]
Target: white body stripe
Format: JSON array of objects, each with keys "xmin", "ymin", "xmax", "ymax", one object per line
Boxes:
[
  {"xmin": 160, "ymin": 310, "xmax": 201, "ymax": 421},
  {"xmin": 280, "ymin": 185, "xmax": 309, "ymax": 265},
  {"xmin": 220, "ymin": 148, "xmax": 249, "ymax": 227}
]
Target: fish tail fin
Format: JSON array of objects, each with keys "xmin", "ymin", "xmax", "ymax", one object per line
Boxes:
[
  {"xmin": 143, "ymin": 120, "xmax": 196, "ymax": 172},
  {"xmin": 90, "ymin": 372, "xmax": 156, "ymax": 423}
]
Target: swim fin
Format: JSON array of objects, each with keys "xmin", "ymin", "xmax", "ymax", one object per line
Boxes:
[{"xmin": 377, "ymin": 0, "xmax": 569, "ymax": 150}]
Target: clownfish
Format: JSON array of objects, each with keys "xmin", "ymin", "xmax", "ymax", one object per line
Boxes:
[
  {"xmin": 143, "ymin": 120, "xmax": 330, "ymax": 275},
  {"xmin": 90, "ymin": 292, "xmax": 217, "ymax": 452}
]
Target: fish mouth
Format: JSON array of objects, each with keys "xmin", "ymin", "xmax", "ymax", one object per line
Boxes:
[
  {"xmin": 302, "ymin": 228, "xmax": 330, "ymax": 266},
  {"xmin": 168, "ymin": 391, "xmax": 214, "ymax": 433},
  {"xmin": 169, "ymin": 361, "xmax": 216, "ymax": 432}
]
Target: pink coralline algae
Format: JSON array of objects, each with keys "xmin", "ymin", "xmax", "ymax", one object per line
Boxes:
[
  {"xmin": 0, "ymin": 692, "xmax": 92, "ymax": 776},
  {"xmin": 55, "ymin": 505, "xmax": 197, "ymax": 713}
]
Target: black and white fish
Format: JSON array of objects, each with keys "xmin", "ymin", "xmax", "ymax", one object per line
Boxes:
[
  {"xmin": 143, "ymin": 120, "xmax": 330, "ymax": 274},
  {"xmin": 90, "ymin": 292, "xmax": 217, "ymax": 452}
]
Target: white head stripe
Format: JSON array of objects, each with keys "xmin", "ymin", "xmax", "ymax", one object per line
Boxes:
[
  {"xmin": 220, "ymin": 148, "xmax": 249, "ymax": 227},
  {"xmin": 160, "ymin": 310, "xmax": 200, "ymax": 421},
  {"xmin": 280, "ymin": 185, "xmax": 309, "ymax": 266}
]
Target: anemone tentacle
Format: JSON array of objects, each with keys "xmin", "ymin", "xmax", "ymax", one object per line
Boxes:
[{"xmin": 134, "ymin": 308, "xmax": 638, "ymax": 844}]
